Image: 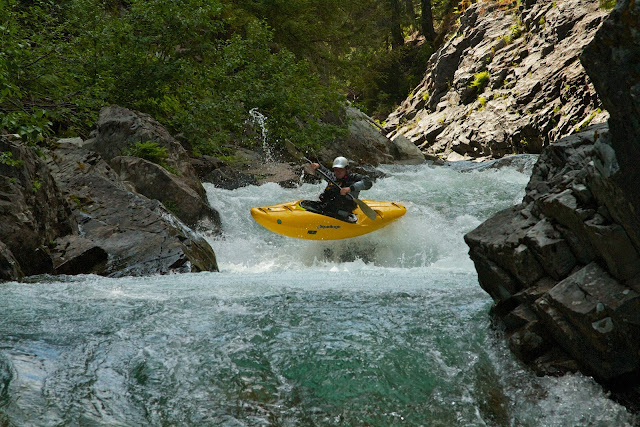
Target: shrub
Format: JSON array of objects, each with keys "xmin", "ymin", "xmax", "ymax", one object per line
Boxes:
[
  {"xmin": 599, "ymin": 0, "xmax": 616, "ymax": 9},
  {"xmin": 504, "ymin": 21, "xmax": 523, "ymax": 44},
  {"xmin": 0, "ymin": 151, "xmax": 24, "ymax": 167},
  {"xmin": 126, "ymin": 141, "xmax": 169, "ymax": 164},
  {"xmin": 469, "ymin": 71, "xmax": 490, "ymax": 93}
]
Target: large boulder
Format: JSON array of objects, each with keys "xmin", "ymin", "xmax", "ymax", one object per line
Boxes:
[
  {"xmin": 318, "ymin": 106, "xmax": 401, "ymax": 166},
  {"xmin": 389, "ymin": 135, "xmax": 429, "ymax": 165},
  {"xmin": 384, "ymin": 0, "xmax": 608, "ymax": 161},
  {"xmin": 465, "ymin": 123, "xmax": 640, "ymax": 388},
  {"xmin": 581, "ymin": 0, "xmax": 640, "ymax": 249},
  {"xmin": 110, "ymin": 155, "xmax": 220, "ymax": 230},
  {"xmin": 84, "ymin": 105, "xmax": 220, "ymax": 230},
  {"xmin": 46, "ymin": 143, "xmax": 219, "ymax": 276}
]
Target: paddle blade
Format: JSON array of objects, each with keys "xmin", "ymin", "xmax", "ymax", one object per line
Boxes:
[
  {"xmin": 285, "ymin": 139, "xmax": 307, "ymax": 163},
  {"xmin": 354, "ymin": 198, "xmax": 377, "ymax": 220}
]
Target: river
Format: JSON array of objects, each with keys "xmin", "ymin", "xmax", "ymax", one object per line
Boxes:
[{"xmin": 0, "ymin": 159, "xmax": 635, "ymax": 425}]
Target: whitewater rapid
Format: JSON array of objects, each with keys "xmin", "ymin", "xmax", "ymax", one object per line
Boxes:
[{"xmin": 0, "ymin": 158, "xmax": 635, "ymax": 425}]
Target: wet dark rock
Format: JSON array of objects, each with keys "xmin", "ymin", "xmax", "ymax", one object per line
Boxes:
[
  {"xmin": 46, "ymin": 143, "xmax": 219, "ymax": 276},
  {"xmin": 0, "ymin": 136, "xmax": 76, "ymax": 279},
  {"xmin": 465, "ymin": 4, "xmax": 640, "ymax": 398}
]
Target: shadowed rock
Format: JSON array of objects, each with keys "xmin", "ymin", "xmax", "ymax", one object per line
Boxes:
[
  {"xmin": 47, "ymin": 143, "xmax": 219, "ymax": 276},
  {"xmin": 0, "ymin": 136, "xmax": 75, "ymax": 278},
  {"xmin": 85, "ymin": 105, "xmax": 221, "ymax": 231},
  {"xmin": 465, "ymin": 0, "xmax": 640, "ymax": 408}
]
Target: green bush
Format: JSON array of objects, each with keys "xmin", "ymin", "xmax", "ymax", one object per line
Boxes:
[
  {"xmin": 0, "ymin": 152, "xmax": 24, "ymax": 167},
  {"xmin": 0, "ymin": 0, "xmax": 347, "ymax": 155},
  {"xmin": 504, "ymin": 22, "xmax": 523, "ymax": 44},
  {"xmin": 0, "ymin": 0, "xmax": 453, "ymax": 154},
  {"xmin": 599, "ymin": 0, "xmax": 617, "ymax": 9},
  {"xmin": 469, "ymin": 71, "xmax": 490, "ymax": 93},
  {"xmin": 126, "ymin": 141, "xmax": 169, "ymax": 164}
]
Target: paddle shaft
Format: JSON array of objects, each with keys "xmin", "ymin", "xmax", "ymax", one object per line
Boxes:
[{"xmin": 304, "ymin": 157, "xmax": 377, "ymax": 221}]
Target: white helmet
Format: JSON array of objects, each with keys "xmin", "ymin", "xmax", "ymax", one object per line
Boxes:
[{"xmin": 332, "ymin": 156, "xmax": 349, "ymax": 168}]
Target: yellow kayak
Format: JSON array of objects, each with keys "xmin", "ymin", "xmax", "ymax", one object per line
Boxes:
[{"xmin": 250, "ymin": 200, "xmax": 406, "ymax": 240}]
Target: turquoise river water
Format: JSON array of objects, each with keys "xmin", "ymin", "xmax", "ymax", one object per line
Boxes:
[{"xmin": 0, "ymin": 159, "xmax": 636, "ymax": 426}]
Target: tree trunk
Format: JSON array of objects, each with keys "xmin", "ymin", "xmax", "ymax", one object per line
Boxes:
[
  {"xmin": 405, "ymin": 0, "xmax": 416, "ymax": 23},
  {"xmin": 421, "ymin": 0, "xmax": 436, "ymax": 42},
  {"xmin": 389, "ymin": 0, "xmax": 404, "ymax": 49}
]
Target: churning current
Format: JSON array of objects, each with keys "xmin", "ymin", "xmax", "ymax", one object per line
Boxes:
[{"xmin": 0, "ymin": 158, "xmax": 635, "ymax": 426}]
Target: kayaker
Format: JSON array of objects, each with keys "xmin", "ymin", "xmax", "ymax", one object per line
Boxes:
[{"xmin": 302, "ymin": 156, "xmax": 372, "ymax": 222}]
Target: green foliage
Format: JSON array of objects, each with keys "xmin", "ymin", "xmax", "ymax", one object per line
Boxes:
[
  {"xmin": 163, "ymin": 200, "xmax": 179, "ymax": 216},
  {"xmin": 504, "ymin": 21, "xmax": 523, "ymax": 44},
  {"xmin": 32, "ymin": 179, "xmax": 42, "ymax": 193},
  {"xmin": 126, "ymin": 141, "xmax": 169, "ymax": 164},
  {"xmin": 1, "ymin": 0, "xmax": 456, "ymax": 154},
  {"xmin": 599, "ymin": 0, "xmax": 617, "ymax": 9},
  {"xmin": 469, "ymin": 71, "xmax": 490, "ymax": 93},
  {"xmin": 352, "ymin": 42, "xmax": 434, "ymax": 119},
  {"xmin": 0, "ymin": 151, "xmax": 24, "ymax": 167},
  {"xmin": 0, "ymin": 1, "xmax": 57, "ymax": 144},
  {"xmin": 1, "ymin": 0, "xmax": 353, "ymax": 154},
  {"xmin": 575, "ymin": 108, "xmax": 602, "ymax": 132},
  {"xmin": 126, "ymin": 141, "xmax": 182, "ymax": 175},
  {"xmin": 70, "ymin": 195, "xmax": 83, "ymax": 210}
]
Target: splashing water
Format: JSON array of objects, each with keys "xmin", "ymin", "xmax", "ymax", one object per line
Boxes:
[
  {"xmin": 248, "ymin": 108, "xmax": 275, "ymax": 163},
  {"xmin": 0, "ymin": 158, "xmax": 635, "ymax": 426}
]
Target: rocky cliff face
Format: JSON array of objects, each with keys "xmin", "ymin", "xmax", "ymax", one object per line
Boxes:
[
  {"xmin": 384, "ymin": 0, "xmax": 608, "ymax": 161},
  {"xmin": 464, "ymin": 0, "xmax": 640, "ymax": 407}
]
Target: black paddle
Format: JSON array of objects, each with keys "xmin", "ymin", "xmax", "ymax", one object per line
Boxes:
[{"xmin": 303, "ymin": 156, "xmax": 378, "ymax": 221}]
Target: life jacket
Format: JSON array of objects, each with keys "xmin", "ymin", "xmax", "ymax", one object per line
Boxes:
[{"xmin": 319, "ymin": 174, "xmax": 357, "ymax": 212}]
